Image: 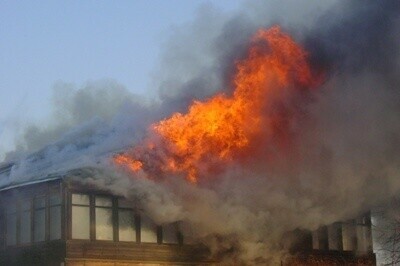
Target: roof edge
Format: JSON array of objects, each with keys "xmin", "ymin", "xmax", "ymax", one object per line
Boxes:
[{"xmin": 0, "ymin": 176, "xmax": 62, "ymax": 192}]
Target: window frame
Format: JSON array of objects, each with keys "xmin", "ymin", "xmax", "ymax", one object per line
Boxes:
[
  {"xmin": 94, "ymin": 195, "xmax": 114, "ymax": 241},
  {"xmin": 67, "ymin": 191, "xmax": 182, "ymax": 245},
  {"xmin": 70, "ymin": 193, "xmax": 91, "ymax": 240},
  {"xmin": 5, "ymin": 200, "xmax": 17, "ymax": 246},
  {"xmin": 117, "ymin": 198, "xmax": 138, "ymax": 243},
  {"xmin": 140, "ymin": 214, "xmax": 159, "ymax": 244},
  {"xmin": 33, "ymin": 195, "xmax": 47, "ymax": 243},
  {"xmin": 161, "ymin": 222, "xmax": 182, "ymax": 245},
  {"xmin": 0, "ymin": 180, "xmax": 64, "ymax": 248},
  {"xmin": 49, "ymin": 192, "xmax": 63, "ymax": 240},
  {"xmin": 19, "ymin": 199, "xmax": 32, "ymax": 245},
  {"xmin": 68, "ymin": 192, "xmax": 117, "ymax": 242}
]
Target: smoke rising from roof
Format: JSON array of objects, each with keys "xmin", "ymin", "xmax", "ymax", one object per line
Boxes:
[{"xmin": 1, "ymin": 0, "xmax": 400, "ymax": 264}]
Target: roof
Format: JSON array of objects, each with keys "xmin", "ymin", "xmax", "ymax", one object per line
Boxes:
[
  {"xmin": 0, "ymin": 164, "xmax": 104, "ymax": 191},
  {"xmin": 0, "ymin": 176, "xmax": 62, "ymax": 192},
  {"xmin": 0, "ymin": 145, "xmax": 122, "ymax": 191},
  {"xmin": 0, "ymin": 162, "xmax": 14, "ymax": 175}
]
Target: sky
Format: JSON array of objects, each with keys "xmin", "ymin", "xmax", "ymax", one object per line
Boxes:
[{"xmin": 0, "ymin": 0, "xmax": 242, "ymax": 158}]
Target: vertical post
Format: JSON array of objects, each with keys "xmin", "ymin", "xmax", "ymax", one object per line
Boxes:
[
  {"xmin": 136, "ymin": 214, "xmax": 141, "ymax": 243},
  {"xmin": 157, "ymin": 225, "xmax": 163, "ymax": 244},
  {"xmin": 113, "ymin": 197, "xmax": 118, "ymax": 242},
  {"xmin": 90, "ymin": 195, "xmax": 95, "ymax": 241}
]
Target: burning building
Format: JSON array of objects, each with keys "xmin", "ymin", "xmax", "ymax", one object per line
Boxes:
[
  {"xmin": 0, "ymin": 24, "xmax": 380, "ymax": 265},
  {"xmin": 1, "ymin": 1, "xmax": 399, "ymax": 265},
  {"xmin": 0, "ymin": 164, "xmax": 212, "ymax": 265},
  {"xmin": 0, "ymin": 162, "xmax": 376, "ymax": 265}
]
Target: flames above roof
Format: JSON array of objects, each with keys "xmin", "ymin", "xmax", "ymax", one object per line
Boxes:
[{"xmin": 114, "ymin": 26, "xmax": 323, "ymax": 183}]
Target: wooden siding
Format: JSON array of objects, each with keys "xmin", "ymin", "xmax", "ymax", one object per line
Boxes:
[
  {"xmin": 0, "ymin": 240, "xmax": 65, "ymax": 266},
  {"xmin": 0, "ymin": 177, "xmax": 377, "ymax": 265},
  {"xmin": 284, "ymin": 250, "xmax": 376, "ymax": 265},
  {"xmin": 65, "ymin": 259, "xmax": 217, "ymax": 266},
  {"xmin": 66, "ymin": 240, "xmax": 212, "ymax": 264}
]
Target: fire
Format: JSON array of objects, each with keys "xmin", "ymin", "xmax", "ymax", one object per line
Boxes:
[
  {"xmin": 114, "ymin": 26, "xmax": 321, "ymax": 183},
  {"xmin": 114, "ymin": 154, "xmax": 143, "ymax": 172}
]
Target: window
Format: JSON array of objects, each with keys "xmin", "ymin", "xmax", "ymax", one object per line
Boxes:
[
  {"xmin": 68, "ymin": 193, "xmax": 183, "ymax": 246},
  {"xmin": 162, "ymin": 223, "xmax": 179, "ymax": 244},
  {"xmin": 95, "ymin": 196, "xmax": 113, "ymax": 240},
  {"xmin": 118, "ymin": 199, "xmax": 136, "ymax": 242},
  {"xmin": 20, "ymin": 200, "xmax": 32, "ymax": 244},
  {"xmin": 34, "ymin": 197, "xmax": 46, "ymax": 242},
  {"xmin": 49, "ymin": 194, "xmax": 62, "ymax": 240},
  {"xmin": 312, "ymin": 226, "xmax": 329, "ymax": 250},
  {"xmin": 356, "ymin": 215, "xmax": 373, "ymax": 253},
  {"xmin": 342, "ymin": 220, "xmax": 357, "ymax": 251},
  {"xmin": 141, "ymin": 215, "xmax": 158, "ymax": 243},
  {"xmin": 327, "ymin": 223, "xmax": 342, "ymax": 251},
  {"xmin": 5, "ymin": 187, "xmax": 63, "ymax": 246},
  {"xmin": 71, "ymin": 194, "xmax": 90, "ymax": 239},
  {"xmin": 6, "ymin": 203, "xmax": 17, "ymax": 246}
]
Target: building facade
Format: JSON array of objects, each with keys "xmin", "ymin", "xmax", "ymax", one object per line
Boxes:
[
  {"xmin": 0, "ymin": 169, "xmax": 212, "ymax": 266},
  {"xmin": 0, "ymin": 166, "xmax": 376, "ymax": 265},
  {"xmin": 285, "ymin": 217, "xmax": 376, "ymax": 265}
]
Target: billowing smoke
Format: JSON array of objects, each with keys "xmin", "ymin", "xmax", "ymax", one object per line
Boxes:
[
  {"xmin": 1, "ymin": 0, "xmax": 400, "ymax": 264},
  {"xmin": 1, "ymin": 79, "xmax": 156, "ymax": 186}
]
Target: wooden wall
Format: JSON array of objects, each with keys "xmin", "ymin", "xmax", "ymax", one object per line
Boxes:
[
  {"xmin": 284, "ymin": 250, "xmax": 376, "ymax": 266},
  {"xmin": 0, "ymin": 241, "xmax": 65, "ymax": 266},
  {"xmin": 65, "ymin": 240, "xmax": 213, "ymax": 265}
]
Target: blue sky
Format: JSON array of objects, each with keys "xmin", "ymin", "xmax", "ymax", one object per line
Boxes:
[{"xmin": 0, "ymin": 0, "xmax": 242, "ymax": 156}]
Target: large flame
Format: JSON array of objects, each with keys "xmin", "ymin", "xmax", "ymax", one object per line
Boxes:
[{"xmin": 114, "ymin": 26, "xmax": 321, "ymax": 183}]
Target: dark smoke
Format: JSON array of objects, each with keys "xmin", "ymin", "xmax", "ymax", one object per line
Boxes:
[{"xmin": 305, "ymin": 0, "xmax": 400, "ymax": 73}]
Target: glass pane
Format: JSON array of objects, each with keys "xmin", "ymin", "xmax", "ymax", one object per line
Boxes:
[
  {"xmin": 20, "ymin": 211, "xmax": 32, "ymax": 243},
  {"xmin": 312, "ymin": 230, "xmax": 319, "ymax": 249},
  {"xmin": 95, "ymin": 196, "xmax": 112, "ymax": 207},
  {"xmin": 34, "ymin": 209, "xmax": 46, "ymax": 242},
  {"xmin": 328, "ymin": 223, "xmax": 343, "ymax": 251},
  {"xmin": 72, "ymin": 194, "xmax": 89, "ymax": 205},
  {"xmin": 163, "ymin": 223, "xmax": 179, "ymax": 244},
  {"xmin": 72, "ymin": 206, "xmax": 90, "ymax": 239},
  {"xmin": 50, "ymin": 206, "xmax": 61, "ymax": 240},
  {"xmin": 118, "ymin": 210, "xmax": 136, "ymax": 242},
  {"xmin": 50, "ymin": 194, "xmax": 61, "ymax": 206},
  {"xmin": 6, "ymin": 213, "xmax": 17, "ymax": 245},
  {"xmin": 342, "ymin": 223, "xmax": 356, "ymax": 251},
  {"xmin": 21, "ymin": 201, "xmax": 31, "ymax": 211},
  {"xmin": 95, "ymin": 208, "xmax": 113, "ymax": 240},
  {"xmin": 141, "ymin": 216, "xmax": 157, "ymax": 243},
  {"xmin": 34, "ymin": 197, "xmax": 46, "ymax": 209},
  {"xmin": 118, "ymin": 198, "xmax": 133, "ymax": 208},
  {"xmin": 7, "ymin": 203, "xmax": 17, "ymax": 214},
  {"xmin": 49, "ymin": 185, "xmax": 60, "ymax": 194}
]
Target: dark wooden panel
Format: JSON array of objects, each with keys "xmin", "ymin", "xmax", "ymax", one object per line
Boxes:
[
  {"xmin": 284, "ymin": 250, "xmax": 376, "ymax": 266},
  {"xmin": 66, "ymin": 240, "xmax": 212, "ymax": 264},
  {"xmin": 65, "ymin": 258, "xmax": 217, "ymax": 266},
  {"xmin": 0, "ymin": 240, "xmax": 66, "ymax": 266}
]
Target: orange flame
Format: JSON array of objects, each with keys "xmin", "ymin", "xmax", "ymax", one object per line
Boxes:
[
  {"xmin": 114, "ymin": 154, "xmax": 143, "ymax": 172},
  {"xmin": 114, "ymin": 26, "xmax": 322, "ymax": 183}
]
